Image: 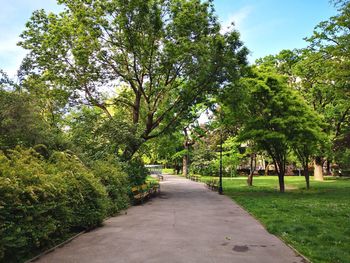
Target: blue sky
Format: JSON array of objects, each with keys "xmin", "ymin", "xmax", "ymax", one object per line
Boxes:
[{"xmin": 0, "ymin": 0, "xmax": 337, "ymax": 77}]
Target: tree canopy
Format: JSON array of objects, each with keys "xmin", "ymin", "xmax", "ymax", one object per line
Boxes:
[{"xmin": 19, "ymin": 0, "xmax": 248, "ymax": 159}]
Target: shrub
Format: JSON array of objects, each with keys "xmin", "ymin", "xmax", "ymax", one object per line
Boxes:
[
  {"xmin": 0, "ymin": 148, "xmax": 70, "ymax": 262},
  {"xmin": 48, "ymin": 151, "xmax": 108, "ymax": 229},
  {"xmin": 236, "ymin": 168, "xmax": 250, "ymax": 175},
  {"xmin": 0, "ymin": 148, "xmax": 108, "ymax": 262},
  {"xmin": 125, "ymin": 158, "xmax": 149, "ymax": 186},
  {"xmin": 91, "ymin": 158, "xmax": 130, "ymax": 215}
]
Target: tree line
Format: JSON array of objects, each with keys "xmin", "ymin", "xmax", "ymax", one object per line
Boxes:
[{"xmin": 144, "ymin": 0, "xmax": 350, "ymax": 192}]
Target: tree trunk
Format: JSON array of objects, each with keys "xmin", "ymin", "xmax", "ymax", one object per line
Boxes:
[
  {"xmin": 121, "ymin": 142, "xmax": 141, "ymax": 161},
  {"xmin": 264, "ymin": 161, "xmax": 269, "ymax": 176},
  {"xmin": 275, "ymin": 161, "xmax": 285, "ymax": 193},
  {"xmin": 314, "ymin": 156, "xmax": 324, "ymax": 181},
  {"xmin": 133, "ymin": 92, "xmax": 141, "ymax": 124},
  {"xmin": 247, "ymin": 153, "xmax": 256, "ymax": 186},
  {"xmin": 326, "ymin": 160, "xmax": 332, "ymax": 176},
  {"xmin": 278, "ymin": 173, "xmax": 285, "ymax": 193},
  {"xmin": 303, "ymin": 165, "xmax": 310, "ymax": 190},
  {"xmin": 182, "ymin": 153, "xmax": 188, "ymax": 178}
]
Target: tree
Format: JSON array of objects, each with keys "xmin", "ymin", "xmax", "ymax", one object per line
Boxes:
[
  {"xmin": 256, "ymin": 44, "xmax": 350, "ymax": 181},
  {"xmin": 65, "ymin": 106, "xmax": 138, "ymax": 161},
  {"xmin": 306, "ymin": 0, "xmax": 350, "ymax": 87},
  {"xmin": 19, "ymin": 0, "xmax": 248, "ymax": 160},
  {"xmin": 289, "ymin": 107, "xmax": 326, "ymax": 189},
  {"xmin": 141, "ymin": 130, "xmax": 184, "ymax": 171},
  {"xmin": 299, "ymin": 0, "xmax": 350, "ymax": 178},
  {"xmin": 0, "ymin": 72, "xmax": 64, "ymax": 150},
  {"xmin": 237, "ymin": 70, "xmax": 324, "ymax": 192}
]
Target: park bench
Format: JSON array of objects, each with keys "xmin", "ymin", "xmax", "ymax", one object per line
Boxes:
[
  {"xmin": 131, "ymin": 185, "xmax": 145, "ymax": 204},
  {"xmin": 131, "ymin": 184, "xmax": 150, "ymax": 204},
  {"xmin": 131, "ymin": 182, "xmax": 160, "ymax": 204},
  {"xmin": 148, "ymin": 181, "xmax": 160, "ymax": 196},
  {"xmin": 206, "ymin": 179, "xmax": 218, "ymax": 191}
]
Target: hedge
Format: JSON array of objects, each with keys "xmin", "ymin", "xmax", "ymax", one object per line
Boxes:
[{"xmin": 0, "ymin": 147, "xmax": 130, "ymax": 262}]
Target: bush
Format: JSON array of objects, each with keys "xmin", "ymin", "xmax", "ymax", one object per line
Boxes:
[
  {"xmin": 0, "ymin": 148, "xmax": 69, "ymax": 261},
  {"xmin": 0, "ymin": 148, "xmax": 109, "ymax": 262},
  {"xmin": 237, "ymin": 168, "xmax": 250, "ymax": 175},
  {"xmin": 91, "ymin": 158, "xmax": 130, "ymax": 215},
  {"xmin": 258, "ymin": 169, "xmax": 265, "ymax": 175},
  {"xmin": 48, "ymin": 151, "xmax": 108, "ymax": 229},
  {"xmin": 125, "ymin": 158, "xmax": 149, "ymax": 186}
]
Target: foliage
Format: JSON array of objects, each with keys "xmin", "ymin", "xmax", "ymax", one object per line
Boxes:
[
  {"xmin": 0, "ymin": 89, "xmax": 62, "ymax": 150},
  {"xmin": 0, "ymin": 147, "xmax": 130, "ymax": 262},
  {"xmin": 190, "ymin": 132, "xmax": 242, "ymax": 177},
  {"xmin": 256, "ymin": 1, "xmax": 350, "ymax": 171},
  {"xmin": 233, "ymin": 69, "xmax": 326, "ymax": 191},
  {"xmin": 334, "ymin": 148, "xmax": 350, "ymax": 169},
  {"xmin": 91, "ymin": 158, "xmax": 130, "ymax": 215},
  {"xmin": 124, "ymin": 158, "xmax": 150, "ymax": 186},
  {"xmin": 0, "ymin": 148, "xmax": 71, "ymax": 262},
  {"xmin": 19, "ymin": 0, "xmax": 248, "ymax": 159},
  {"xmin": 47, "ymin": 151, "xmax": 108, "ymax": 229},
  {"xmin": 65, "ymin": 106, "xmax": 138, "ymax": 162},
  {"xmin": 190, "ymin": 145, "xmax": 217, "ymax": 176},
  {"xmin": 306, "ymin": 0, "xmax": 350, "ymax": 87},
  {"xmin": 141, "ymin": 131, "xmax": 184, "ymax": 165}
]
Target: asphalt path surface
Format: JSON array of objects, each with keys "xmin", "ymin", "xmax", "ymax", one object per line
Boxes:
[{"xmin": 35, "ymin": 174, "xmax": 306, "ymax": 263}]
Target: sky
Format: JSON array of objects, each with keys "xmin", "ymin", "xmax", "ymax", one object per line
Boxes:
[{"xmin": 0, "ymin": 0, "xmax": 338, "ymax": 78}]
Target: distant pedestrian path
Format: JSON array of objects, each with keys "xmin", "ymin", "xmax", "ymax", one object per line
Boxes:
[{"xmin": 36, "ymin": 174, "xmax": 305, "ymax": 263}]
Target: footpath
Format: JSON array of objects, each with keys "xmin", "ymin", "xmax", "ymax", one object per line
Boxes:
[{"xmin": 35, "ymin": 174, "xmax": 305, "ymax": 263}]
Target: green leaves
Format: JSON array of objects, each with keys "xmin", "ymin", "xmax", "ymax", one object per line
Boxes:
[
  {"xmin": 0, "ymin": 89, "xmax": 62, "ymax": 150},
  {"xmin": 19, "ymin": 0, "xmax": 248, "ymax": 158},
  {"xmin": 0, "ymin": 147, "xmax": 130, "ymax": 262},
  {"xmin": 227, "ymin": 68, "xmax": 327, "ymax": 190}
]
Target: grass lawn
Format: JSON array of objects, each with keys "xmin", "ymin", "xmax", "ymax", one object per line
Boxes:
[
  {"xmin": 201, "ymin": 175, "xmax": 350, "ymax": 263},
  {"xmin": 162, "ymin": 168, "xmax": 175, "ymax": 174}
]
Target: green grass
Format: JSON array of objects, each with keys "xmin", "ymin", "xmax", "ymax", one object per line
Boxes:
[
  {"xmin": 146, "ymin": 175, "xmax": 159, "ymax": 183},
  {"xmin": 201, "ymin": 175, "xmax": 350, "ymax": 263},
  {"xmin": 162, "ymin": 168, "xmax": 174, "ymax": 174}
]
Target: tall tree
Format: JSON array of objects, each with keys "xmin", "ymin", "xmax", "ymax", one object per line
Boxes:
[
  {"xmin": 301, "ymin": 0, "xmax": 350, "ymax": 178},
  {"xmin": 257, "ymin": 45, "xmax": 350, "ymax": 180},
  {"xmin": 289, "ymin": 107, "xmax": 326, "ymax": 189},
  {"xmin": 19, "ymin": 0, "xmax": 248, "ymax": 160},
  {"xmin": 237, "ymin": 70, "xmax": 323, "ymax": 192}
]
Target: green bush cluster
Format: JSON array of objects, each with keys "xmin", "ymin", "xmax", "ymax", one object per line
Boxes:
[
  {"xmin": 125, "ymin": 158, "xmax": 150, "ymax": 186},
  {"xmin": 0, "ymin": 147, "xmax": 130, "ymax": 262},
  {"xmin": 91, "ymin": 158, "xmax": 129, "ymax": 215}
]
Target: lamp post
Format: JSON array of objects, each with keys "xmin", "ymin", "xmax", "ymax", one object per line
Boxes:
[{"xmin": 219, "ymin": 123, "xmax": 223, "ymax": 195}]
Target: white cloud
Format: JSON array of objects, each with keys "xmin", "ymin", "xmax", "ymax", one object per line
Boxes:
[{"xmin": 220, "ymin": 5, "xmax": 254, "ymax": 34}]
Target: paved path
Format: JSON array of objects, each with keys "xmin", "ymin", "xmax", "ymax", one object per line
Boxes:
[{"xmin": 36, "ymin": 175, "xmax": 306, "ymax": 263}]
